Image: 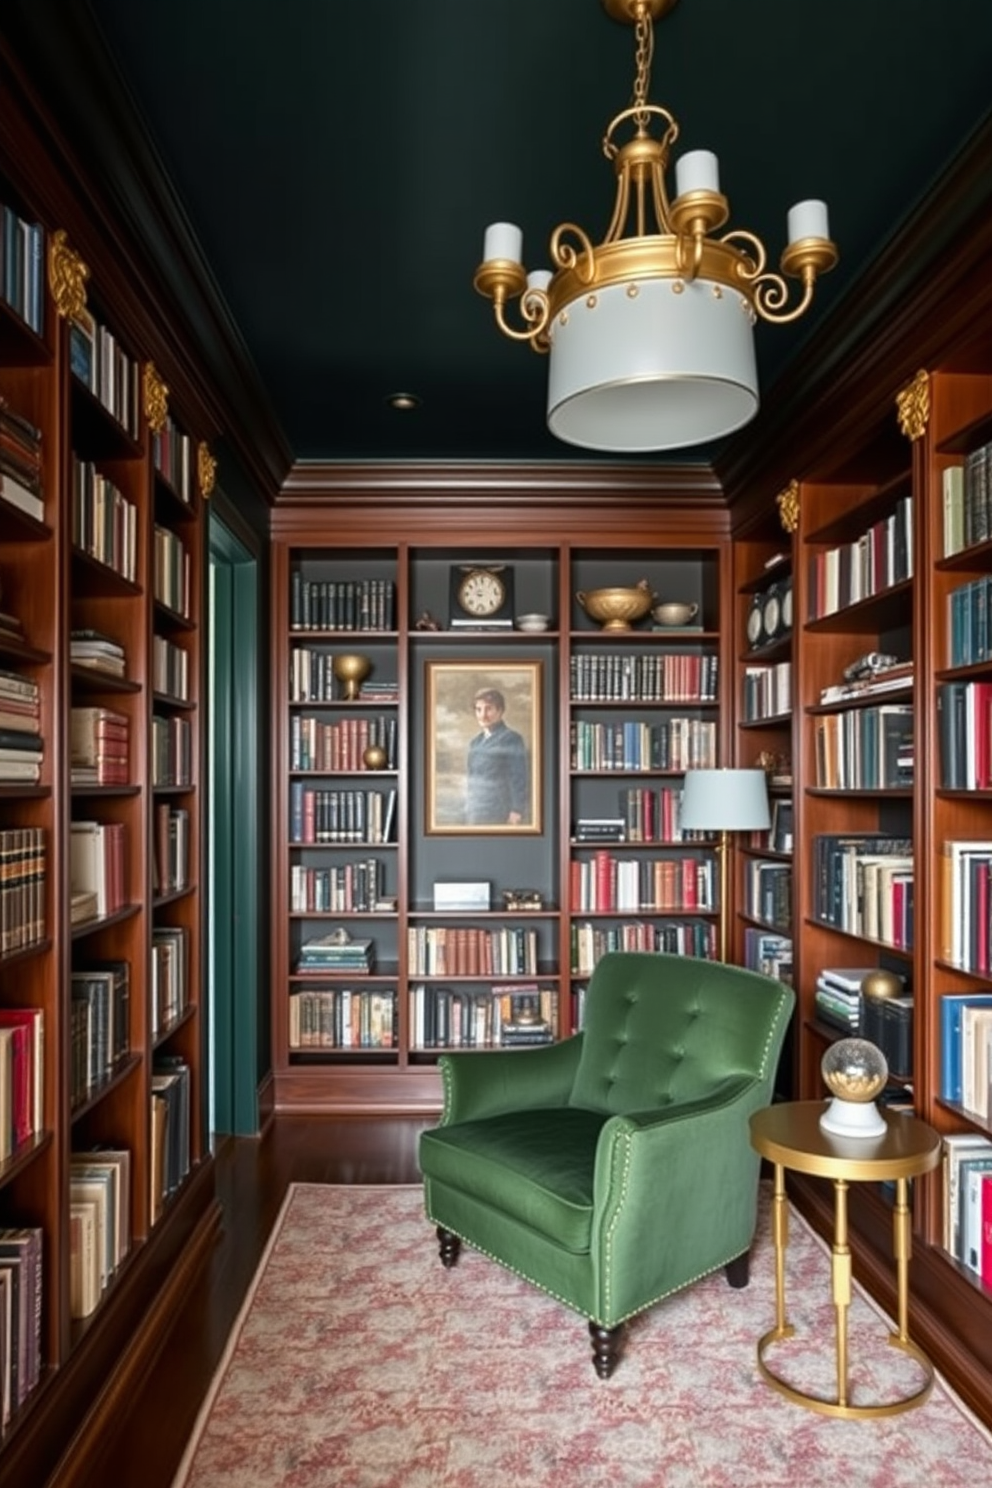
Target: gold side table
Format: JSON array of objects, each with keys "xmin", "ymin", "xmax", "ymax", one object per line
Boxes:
[{"xmin": 749, "ymin": 1100, "xmax": 941, "ymax": 1419}]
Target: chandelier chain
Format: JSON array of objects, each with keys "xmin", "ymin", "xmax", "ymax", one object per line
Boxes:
[{"xmin": 631, "ymin": 6, "xmax": 654, "ymax": 132}]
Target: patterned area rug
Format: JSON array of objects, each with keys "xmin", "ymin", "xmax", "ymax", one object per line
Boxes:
[{"xmin": 172, "ymin": 1183, "xmax": 992, "ymax": 1488}]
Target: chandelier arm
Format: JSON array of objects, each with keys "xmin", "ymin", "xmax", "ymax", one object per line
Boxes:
[
  {"xmin": 721, "ymin": 229, "xmax": 767, "ymax": 278},
  {"xmin": 492, "ymin": 287, "xmax": 552, "ymax": 345},
  {"xmin": 605, "ymin": 170, "xmax": 632, "ymax": 244},
  {"xmin": 551, "ymin": 223, "xmax": 597, "ymax": 284},
  {"xmin": 674, "ymin": 230, "xmax": 706, "ymax": 282},
  {"xmin": 751, "ymin": 268, "xmax": 817, "ymax": 326}
]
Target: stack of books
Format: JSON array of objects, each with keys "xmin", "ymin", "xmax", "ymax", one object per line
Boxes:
[
  {"xmin": 814, "ymin": 966, "xmax": 873, "ymax": 1033},
  {"xmin": 70, "ymin": 630, "xmax": 126, "ymax": 677},
  {"xmin": 296, "ymin": 933, "xmax": 375, "ymax": 975},
  {"xmin": 0, "ymin": 723, "xmax": 42, "ymax": 783},
  {"xmin": 71, "ymin": 706, "xmax": 130, "ymax": 786},
  {"xmin": 0, "ymin": 397, "xmax": 44, "ymax": 522}
]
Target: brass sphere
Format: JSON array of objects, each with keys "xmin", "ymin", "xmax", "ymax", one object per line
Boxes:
[
  {"xmin": 363, "ymin": 744, "xmax": 388, "ymax": 770},
  {"xmin": 331, "ymin": 652, "xmax": 371, "ymax": 700},
  {"xmin": 860, "ymin": 969, "xmax": 903, "ymax": 1002}
]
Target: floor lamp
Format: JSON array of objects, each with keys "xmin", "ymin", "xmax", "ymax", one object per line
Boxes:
[{"xmin": 680, "ymin": 769, "xmax": 771, "ymax": 962}]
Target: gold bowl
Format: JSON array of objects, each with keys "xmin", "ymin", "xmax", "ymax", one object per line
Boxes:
[
  {"xmin": 332, "ymin": 652, "xmax": 371, "ymax": 700},
  {"xmin": 576, "ymin": 582, "xmax": 654, "ymax": 631}
]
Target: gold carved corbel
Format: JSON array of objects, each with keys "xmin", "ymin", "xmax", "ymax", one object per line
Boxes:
[
  {"xmin": 776, "ymin": 479, "xmax": 799, "ymax": 534},
  {"xmin": 198, "ymin": 441, "xmax": 217, "ymax": 499},
  {"xmin": 143, "ymin": 363, "xmax": 169, "ymax": 434},
  {"xmin": 896, "ymin": 369, "xmax": 930, "ymax": 441},
  {"xmin": 48, "ymin": 229, "xmax": 89, "ymax": 322}
]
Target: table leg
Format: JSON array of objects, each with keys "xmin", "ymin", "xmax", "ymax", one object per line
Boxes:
[
  {"xmin": 770, "ymin": 1161, "xmax": 792, "ymax": 1339},
  {"xmin": 891, "ymin": 1176, "xmax": 912, "ymax": 1345},
  {"xmin": 831, "ymin": 1178, "xmax": 852, "ymax": 1409}
]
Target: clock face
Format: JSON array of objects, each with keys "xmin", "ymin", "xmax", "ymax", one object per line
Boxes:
[
  {"xmin": 747, "ymin": 594, "xmax": 764, "ymax": 647},
  {"xmin": 781, "ymin": 578, "xmax": 793, "ymax": 632},
  {"xmin": 457, "ymin": 569, "xmax": 506, "ymax": 617},
  {"xmin": 762, "ymin": 588, "xmax": 781, "ymax": 641}
]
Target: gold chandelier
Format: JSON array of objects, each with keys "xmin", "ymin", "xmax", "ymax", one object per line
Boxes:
[{"xmin": 474, "ymin": 0, "xmax": 838, "ymax": 453}]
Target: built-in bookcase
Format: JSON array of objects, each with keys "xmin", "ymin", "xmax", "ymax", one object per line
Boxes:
[
  {"xmin": 269, "ymin": 525, "xmax": 729, "ymax": 1112},
  {"xmin": 0, "ymin": 160, "xmax": 211, "ymax": 1471}
]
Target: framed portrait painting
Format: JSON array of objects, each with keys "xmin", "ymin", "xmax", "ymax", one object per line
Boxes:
[{"xmin": 425, "ymin": 660, "xmax": 542, "ymax": 835}]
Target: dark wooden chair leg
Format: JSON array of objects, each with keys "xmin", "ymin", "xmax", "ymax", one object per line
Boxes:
[
  {"xmin": 436, "ymin": 1226, "xmax": 461, "ymax": 1269},
  {"xmin": 588, "ymin": 1320, "xmax": 623, "ymax": 1379},
  {"xmin": 724, "ymin": 1251, "xmax": 750, "ymax": 1289}
]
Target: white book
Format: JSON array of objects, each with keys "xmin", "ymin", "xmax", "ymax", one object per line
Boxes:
[
  {"xmin": 963, "ymin": 1160, "xmax": 992, "ymax": 1271},
  {"xmin": 0, "ymin": 471, "xmax": 44, "ymax": 522},
  {"xmin": 943, "ymin": 1133, "xmax": 992, "ymax": 1254},
  {"xmin": 70, "ymin": 821, "xmax": 108, "ymax": 917}
]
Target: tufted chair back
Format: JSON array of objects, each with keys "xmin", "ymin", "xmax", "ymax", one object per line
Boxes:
[{"xmin": 569, "ymin": 951, "xmax": 786, "ymax": 1114}]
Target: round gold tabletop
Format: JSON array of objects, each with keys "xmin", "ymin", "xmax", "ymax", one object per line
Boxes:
[{"xmin": 750, "ymin": 1101, "xmax": 941, "ymax": 1182}]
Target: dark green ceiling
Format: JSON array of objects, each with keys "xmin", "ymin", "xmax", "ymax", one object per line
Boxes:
[{"xmin": 16, "ymin": 1, "xmax": 992, "ymax": 465}]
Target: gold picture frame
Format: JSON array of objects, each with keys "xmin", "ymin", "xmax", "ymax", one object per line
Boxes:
[{"xmin": 425, "ymin": 660, "xmax": 542, "ymax": 835}]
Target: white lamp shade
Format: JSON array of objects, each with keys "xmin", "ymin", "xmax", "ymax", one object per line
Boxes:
[
  {"xmin": 483, "ymin": 222, "xmax": 523, "ymax": 264},
  {"xmin": 679, "ymin": 768, "xmax": 771, "ymax": 832},
  {"xmin": 787, "ymin": 199, "xmax": 830, "ymax": 244},
  {"xmin": 546, "ymin": 277, "xmax": 758, "ymax": 452},
  {"xmin": 674, "ymin": 149, "xmax": 720, "ymax": 197}
]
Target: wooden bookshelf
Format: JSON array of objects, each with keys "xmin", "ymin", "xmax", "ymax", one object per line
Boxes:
[{"xmin": 0, "ymin": 65, "xmax": 217, "ymax": 1487}]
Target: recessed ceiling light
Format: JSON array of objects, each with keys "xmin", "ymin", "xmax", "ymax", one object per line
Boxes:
[{"xmin": 386, "ymin": 392, "xmax": 421, "ymax": 411}]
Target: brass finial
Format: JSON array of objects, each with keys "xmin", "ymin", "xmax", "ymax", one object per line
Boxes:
[
  {"xmin": 896, "ymin": 369, "xmax": 930, "ymax": 441},
  {"xmin": 776, "ymin": 479, "xmax": 799, "ymax": 534},
  {"xmin": 48, "ymin": 229, "xmax": 89, "ymax": 322},
  {"xmin": 143, "ymin": 363, "xmax": 169, "ymax": 434},
  {"xmin": 198, "ymin": 440, "xmax": 217, "ymax": 499}
]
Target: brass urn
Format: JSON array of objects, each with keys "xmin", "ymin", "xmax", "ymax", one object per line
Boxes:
[{"xmin": 332, "ymin": 652, "xmax": 371, "ymax": 700}]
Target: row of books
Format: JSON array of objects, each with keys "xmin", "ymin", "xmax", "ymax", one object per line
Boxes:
[
  {"xmin": 71, "ymin": 629, "xmax": 126, "ymax": 678},
  {"xmin": 70, "ymin": 820, "xmax": 126, "ymax": 921},
  {"xmin": 0, "ymin": 1007, "xmax": 44, "ymax": 1161},
  {"xmin": 290, "ymin": 575, "xmax": 396, "ymax": 633},
  {"xmin": 152, "ymin": 414, "xmax": 195, "ymax": 504},
  {"xmin": 569, "ymin": 853, "xmax": 715, "ymax": 914},
  {"xmin": 1, "ymin": 201, "xmax": 44, "ymax": 335},
  {"xmin": 0, "ymin": 1227, "xmax": 43, "ymax": 1426},
  {"xmin": 0, "ymin": 395, "xmax": 43, "ymax": 523},
  {"xmin": 71, "ymin": 456, "xmax": 138, "ymax": 581},
  {"xmin": 153, "ymin": 523, "xmax": 191, "ymax": 618},
  {"xmin": 615, "ymin": 785, "xmax": 713, "ymax": 844},
  {"xmin": 70, "ymin": 962, "xmax": 130, "ymax": 1108},
  {"xmin": 152, "ymin": 712, "xmax": 192, "ymax": 787},
  {"xmin": 296, "ymin": 933, "xmax": 375, "ymax": 974},
  {"xmin": 937, "ymin": 681, "xmax": 992, "ymax": 789},
  {"xmin": 743, "ymin": 860, "xmax": 792, "ymax": 932},
  {"xmin": 806, "ymin": 493, "xmax": 913, "ymax": 619},
  {"xmin": 290, "ymin": 858, "xmax": 387, "ymax": 914},
  {"xmin": 570, "ymin": 717, "xmax": 717, "ymax": 773},
  {"xmin": 0, "ymin": 826, "xmax": 45, "ymax": 955},
  {"xmin": 571, "ymin": 918, "xmax": 716, "ymax": 974},
  {"xmin": 289, "ymin": 647, "xmax": 398, "ymax": 704},
  {"xmin": 942, "ymin": 1134, "xmax": 992, "ymax": 1281},
  {"xmin": 153, "ymin": 804, "xmax": 190, "ymax": 898},
  {"xmin": 151, "ymin": 927, "xmax": 189, "ymax": 1038},
  {"xmin": 812, "ymin": 834, "xmax": 914, "ymax": 951},
  {"xmin": 938, "ymin": 841, "xmax": 992, "ymax": 975},
  {"xmin": 289, "ymin": 713, "xmax": 397, "ymax": 773},
  {"xmin": 71, "ymin": 705, "xmax": 129, "ymax": 787},
  {"xmin": 812, "ymin": 704, "xmax": 913, "ymax": 791},
  {"xmin": 289, "ymin": 785, "xmax": 397, "ymax": 844},
  {"xmin": 153, "ymin": 633, "xmax": 189, "ymax": 700},
  {"xmin": 407, "ymin": 925, "xmax": 539, "ymax": 978},
  {"xmin": 939, "ymin": 993, "xmax": 992, "ymax": 1119},
  {"xmin": 69, "ymin": 308, "xmax": 141, "ymax": 440},
  {"xmin": 151, "ymin": 1058, "xmax": 191, "ymax": 1222},
  {"xmin": 289, "ymin": 988, "xmax": 397, "ymax": 1050},
  {"xmin": 948, "ymin": 574, "xmax": 992, "ymax": 669},
  {"xmin": 942, "ymin": 443, "xmax": 992, "ymax": 558},
  {"xmin": 744, "ymin": 929, "xmax": 792, "ymax": 983},
  {"xmin": 409, "ymin": 983, "xmax": 557, "ymax": 1050},
  {"xmin": 69, "ymin": 1149, "xmax": 131, "ymax": 1320},
  {"xmin": 742, "ymin": 660, "xmax": 792, "ymax": 722},
  {"xmin": 569, "ymin": 652, "xmax": 718, "ymax": 703}
]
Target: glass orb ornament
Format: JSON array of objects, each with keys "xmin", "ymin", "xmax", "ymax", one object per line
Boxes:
[
  {"xmin": 819, "ymin": 1037, "xmax": 889, "ymax": 1138},
  {"xmin": 332, "ymin": 653, "xmax": 371, "ymax": 700}
]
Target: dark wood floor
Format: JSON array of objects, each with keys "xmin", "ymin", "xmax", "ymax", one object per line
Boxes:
[{"xmin": 79, "ymin": 1117, "xmax": 432, "ymax": 1488}]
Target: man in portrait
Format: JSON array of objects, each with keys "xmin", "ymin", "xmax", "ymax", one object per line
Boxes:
[{"xmin": 466, "ymin": 687, "xmax": 529, "ymax": 825}]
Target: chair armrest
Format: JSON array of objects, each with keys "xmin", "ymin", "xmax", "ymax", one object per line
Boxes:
[
  {"xmin": 591, "ymin": 1075, "xmax": 771, "ymax": 1303},
  {"xmin": 438, "ymin": 1034, "xmax": 584, "ymax": 1125}
]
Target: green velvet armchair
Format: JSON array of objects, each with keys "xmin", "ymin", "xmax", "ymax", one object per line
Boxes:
[{"xmin": 419, "ymin": 951, "xmax": 794, "ymax": 1377}]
